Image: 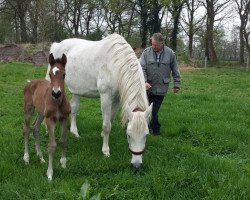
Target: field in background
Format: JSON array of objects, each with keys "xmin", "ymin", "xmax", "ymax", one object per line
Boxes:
[{"xmin": 0, "ymin": 63, "xmax": 250, "ymax": 199}]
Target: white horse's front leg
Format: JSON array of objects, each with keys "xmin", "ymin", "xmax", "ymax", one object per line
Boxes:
[
  {"xmin": 70, "ymin": 94, "xmax": 80, "ymax": 138},
  {"xmin": 100, "ymin": 93, "xmax": 112, "ymax": 157}
]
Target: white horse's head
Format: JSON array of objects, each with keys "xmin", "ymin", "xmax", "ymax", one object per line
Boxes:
[{"xmin": 126, "ymin": 103, "xmax": 153, "ymax": 170}]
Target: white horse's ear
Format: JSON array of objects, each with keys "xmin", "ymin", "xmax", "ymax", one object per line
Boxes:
[
  {"xmin": 126, "ymin": 104, "xmax": 133, "ymax": 121},
  {"xmin": 144, "ymin": 103, "xmax": 153, "ymax": 121}
]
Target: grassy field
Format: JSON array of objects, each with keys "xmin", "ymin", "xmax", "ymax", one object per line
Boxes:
[{"xmin": 0, "ymin": 62, "xmax": 250, "ymax": 199}]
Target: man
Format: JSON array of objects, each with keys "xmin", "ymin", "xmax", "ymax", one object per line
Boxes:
[{"xmin": 140, "ymin": 32, "xmax": 181, "ymax": 135}]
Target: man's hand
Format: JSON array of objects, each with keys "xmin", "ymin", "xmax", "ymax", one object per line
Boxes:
[
  {"xmin": 145, "ymin": 82, "xmax": 152, "ymax": 90},
  {"xmin": 172, "ymin": 87, "xmax": 180, "ymax": 93}
]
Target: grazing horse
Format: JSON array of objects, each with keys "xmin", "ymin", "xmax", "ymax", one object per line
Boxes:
[
  {"xmin": 47, "ymin": 34, "xmax": 152, "ymax": 169},
  {"xmin": 23, "ymin": 53, "xmax": 71, "ymax": 180}
]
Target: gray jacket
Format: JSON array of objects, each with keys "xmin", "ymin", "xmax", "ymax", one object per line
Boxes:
[{"xmin": 140, "ymin": 46, "xmax": 181, "ymax": 96}]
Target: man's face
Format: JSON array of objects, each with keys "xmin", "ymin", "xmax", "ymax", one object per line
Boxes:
[{"xmin": 151, "ymin": 39, "xmax": 163, "ymax": 52}]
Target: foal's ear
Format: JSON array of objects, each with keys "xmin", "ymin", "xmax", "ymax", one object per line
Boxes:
[
  {"xmin": 61, "ymin": 53, "xmax": 67, "ymax": 66},
  {"xmin": 126, "ymin": 104, "xmax": 133, "ymax": 121},
  {"xmin": 144, "ymin": 103, "xmax": 153, "ymax": 121},
  {"xmin": 49, "ymin": 53, "xmax": 55, "ymax": 66}
]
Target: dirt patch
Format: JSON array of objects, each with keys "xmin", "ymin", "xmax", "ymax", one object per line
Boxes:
[
  {"xmin": 0, "ymin": 44, "xmax": 28, "ymax": 62},
  {"xmin": 0, "ymin": 44, "xmax": 49, "ymax": 65},
  {"xmin": 25, "ymin": 51, "xmax": 49, "ymax": 65}
]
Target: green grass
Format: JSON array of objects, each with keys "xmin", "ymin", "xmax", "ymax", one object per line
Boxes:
[{"xmin": 0, "ymin": 62, "xmax": 250, "ymax": 199}]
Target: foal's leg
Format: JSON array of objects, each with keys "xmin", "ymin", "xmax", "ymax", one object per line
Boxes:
[
  {"xmin": 70, "ymin": 94, "xmax": 80, "ymax": 138},
  {"xmin": 45, "ymin": 118, "xmax": 56, "ymax": 181},
  {"xmin": 23, "ymin": 111, "xmax": 32, "ymax": 164},
  {"xmin": 33, "ymin": 113, "xmax": 45, "ymax": 163},
  {"xmin": 100, "ymin": 93, "xmax": 112, "ymax": 157},
  {"xmin": 60, "ymin": 117, "xmax": 69, "ymax": 169},
  {"xmin": 23, "ymin": 96, "xmax": 34, "ymax": 164}
]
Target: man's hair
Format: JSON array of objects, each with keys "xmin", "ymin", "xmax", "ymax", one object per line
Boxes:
[{"xmin": 151, "ymin": 33, "xmax": 164, "ymax": 44}]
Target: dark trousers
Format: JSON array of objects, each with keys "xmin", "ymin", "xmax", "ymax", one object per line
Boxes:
[{"xmin": 147, "ymin": 94, "xmax": 164, "ymax": 134}]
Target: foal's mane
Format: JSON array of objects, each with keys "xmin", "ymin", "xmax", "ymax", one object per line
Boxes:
[{"xmin": 105, "ymin": 34, "xmax": 149, "ymax": 127}]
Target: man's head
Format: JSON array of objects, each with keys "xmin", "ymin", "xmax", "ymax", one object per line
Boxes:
[{"xmin": 151, "ymin": 33, "xmax": 164, "ymax": 52}]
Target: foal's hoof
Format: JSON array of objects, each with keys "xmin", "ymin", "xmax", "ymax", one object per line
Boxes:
[
  {"xmin": 103, "ymin": 152, "xmax": 110, "ymax": 157},
  {"xmin": 23, "ymin": 153, "xmax": 29, "ymax": 164},
  {"xmin": 47, "ymin": 170, "xmax": 53, "ymax": 181},
  {"xmin": 70, "ymin": 128, "xmax": 80, "ymax": 138},
  {"xmin": 47, "ymin": 175, "xmax": 53, "ymax": 181},
  {"xmin": 40, "ymin": 157, "xmax": 46, "ymax": 163},
  {"xmin": 60, "ymin": 157, "xmax": 67, "ymax": 168}
]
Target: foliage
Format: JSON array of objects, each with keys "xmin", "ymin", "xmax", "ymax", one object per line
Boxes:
[{"xmin": 0, "ymin": 62, "xmax": 250, "ymax": 199}]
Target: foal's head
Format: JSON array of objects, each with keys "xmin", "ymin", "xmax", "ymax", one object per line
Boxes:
[{"xmin": 48, "ymin": 53, "xmax": 67, "ymax": 99}]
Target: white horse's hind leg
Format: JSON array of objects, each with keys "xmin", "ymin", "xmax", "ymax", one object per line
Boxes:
[
  {"xmin": 100, "ymin": 93, "xmax": 112, "ymax": 157},
  {"xmin": 33, "ymin": 113, "xmax": 45, "ymax": 163},
  {"xmin": 70, "ymin": 94, "xmax": 80, "ymax": 138}
]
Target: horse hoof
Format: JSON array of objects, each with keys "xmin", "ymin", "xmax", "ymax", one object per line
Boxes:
[
  {"xmin": 72, "ymin": 132, "xmax": 80, "ymax": 138},
  {"xmin": 47, "ymin": 175, "xmax": 53, "ymax": 181},
  {"xmin": 103, "ymin": 152, "xmax": 110, "ymax": 157},
  {"xmin": 47, "ymin": 170, "xmax": 53, "ymax": 181},
  {"xmin": 60, "ymin": 157, "xmax": 67, "ymax": 168},
  {"xmin": 23, "ymin": 153, "xmax": 29, "ymax": 164},
  {"xmin": 70, "ymin": 128, "xmax": 80, "ymax": 138},
  {"xmin": 40, "ymin": 158, "xmax": 46, "ymax": 163}
]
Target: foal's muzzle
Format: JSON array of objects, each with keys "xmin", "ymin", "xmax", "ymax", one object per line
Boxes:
[{"xmin": 52, "ymin": 90, "xmax": 61, "ymax": 99}]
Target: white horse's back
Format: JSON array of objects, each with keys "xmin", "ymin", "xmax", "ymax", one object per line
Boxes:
[{"xmin": 49, "ymin": 35, "xmax": 124, "ymax": 97}]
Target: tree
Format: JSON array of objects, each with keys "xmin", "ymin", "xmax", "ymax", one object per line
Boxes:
[
  {"xmin": 199, "ymin": 0, "xmax": 230, "ymax": 63},
  {"xmin": 1, "ymin": 0, "xmax": 31, "ymax": 43},
  {"xmin": 137, "ymin": 0, "xmax": 149, "ymax": 48},
  {"xmin": 234, "ymin": 0, "xmax": 250, "ymax": 64},
  {"xmin": 244, "ymin": 9, "xmax": 250, "ymax": 66},
  {"xmin": 167, "ymin": 0, "xmax": 186, "ymax": 52},
  {"xmin": 181, "ymin": 0, "xmax": 205, "ymax": 58}
]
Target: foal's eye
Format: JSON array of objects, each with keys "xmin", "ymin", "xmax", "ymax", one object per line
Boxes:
[{"xmin": 63, "ymin": 73, "xmax": 65, "ymax": 78}]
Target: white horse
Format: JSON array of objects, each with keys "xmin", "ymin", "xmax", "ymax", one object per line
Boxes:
[{"xmin": 46, "ymin": 33, "xmax": 152, "ymax": 169}]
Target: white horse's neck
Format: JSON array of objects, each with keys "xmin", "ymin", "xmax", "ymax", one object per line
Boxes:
[{"xmin": 105, "ymin": 34, "xmax": 149, "ymax": 126}]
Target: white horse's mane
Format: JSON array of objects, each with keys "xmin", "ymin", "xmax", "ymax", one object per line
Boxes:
[{"xmin": 105, "ymin": 34, "xmax": 149, "ymax": 127}]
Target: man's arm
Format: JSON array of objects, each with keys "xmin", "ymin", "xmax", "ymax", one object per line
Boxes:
[
  {"xmin": 170, "ymin": 52, "xmax": 181, "ymax": 91},
  {"xmin": 140, "ymin": 51, "xmax": 148, "ymax": 82}
]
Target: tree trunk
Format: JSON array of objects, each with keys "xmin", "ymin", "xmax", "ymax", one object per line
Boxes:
[
  {"xmin": 171, "ymin": 16, "xmax": 180, "ymax": 52},
  {"xmin": 17, "ymin": 3, "xmax": 28, "ymax": 43},
  {"xmin": 139, "ymin": 0, "xmax": 148, "ymax": 48},
  {"xmin": 205, "ymin": 1, "xmax": 217, "ymax": 63},
  {"xmin": 188, "ymin": 32, "xmax": 194, "ymax": 58}
]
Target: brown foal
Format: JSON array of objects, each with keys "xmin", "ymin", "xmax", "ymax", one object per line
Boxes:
[{"xmin": 23, "ymin": 53, "xmax": 71, "ymax": 181}]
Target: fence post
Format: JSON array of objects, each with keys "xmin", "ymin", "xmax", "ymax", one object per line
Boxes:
[{"xmin": 204, "ymin": 56, "xmax": 207, "ymax": 68}]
